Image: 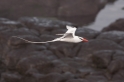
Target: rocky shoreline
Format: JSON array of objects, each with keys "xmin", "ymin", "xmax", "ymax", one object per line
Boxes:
[{"xmin": 0, "ymin": 17, "xmax": 124, "ymax": 82}]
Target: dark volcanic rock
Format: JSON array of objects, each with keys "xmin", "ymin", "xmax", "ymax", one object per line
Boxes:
[
  {"xmin": 1, "ymin": 72, "xmax": 21, "ymax": 82},
  {"xmin": 16, "ymin": 52, "xmax": 55, "ymax": 74},
  {"xmin": 19, "ymin": 17, "xmax": 73, "ymax": 32},
  {"xmin": 0, "ymin": 19, "xmax": 24, "ymax": 28},
  {"xmin": 85, "ymin": 74, "xmax": 107, "ymax": 82},
  {"xmin": 1, "ymin": 17, "xmax": 124, "ymax": 82},
  {"xmin": 58, "ymin": 0, "xmax": 105, "ymax": 17},
  {"xmin": 102, "ymin": 18, "xmax": 124, "ymax": 32},
  {"xmin": 58, "ymin": 0, "xmax": 106, "ymax": 25},
  {"xmin": 107, "ymin": 50, "xmax": 124, "ymax": 74},
  {"xmin": 0, "ymin": 0, "xmax": 107, "ymax": 25},
  {"xmin": 66, "ymin": 79, "xmax": 89, "ymax": 82},
  {"xmin": 120, "ymin": 39, "xmax": 124, "ymax": 48},
  {"xmin": 97, "ymin": 31, "xmax": 124, "ymax": 43},
  {"xmin": 91, "ymin": 50, "xmax": 113, "ymax": 69},
  {"xmin": 76, "ymin": 27, "xmax": 100, "ymax": 39},
  {"xmin": 39, "ymin": 73, "xmax": 69, "ymax": 82},
  {"xmin": 111, "ymin": 70, "xmax": 124, "ymax": 82},
  {"xmin": 3, "ymin": 36, "xmax": 43, "ymax": 69},
  {"xmin": 89, "ymin": 50, "xmax": 124, "ymax": 79},
  {"xmin": 78, "ymin": 39, "xmax": 124, "ymax": 58}
]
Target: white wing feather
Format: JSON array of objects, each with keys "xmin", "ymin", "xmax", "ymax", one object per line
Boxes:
[
  {"xmin": 65, "ymin": 25, "xmax": 77, "ymax": 36},
  {"xmin": 66, "ymin": 25, "xmax": 74, "ymax": 29}
]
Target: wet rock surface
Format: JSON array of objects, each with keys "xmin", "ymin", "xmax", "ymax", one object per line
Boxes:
[{"xmin": 0, "ymin": 17, "xmax": 124, "ymax": 82}]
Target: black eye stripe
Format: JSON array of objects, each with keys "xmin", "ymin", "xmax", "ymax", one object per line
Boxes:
[{"xmin": 78, "ymin": 37, "xmax": 82, "ymax": 40}]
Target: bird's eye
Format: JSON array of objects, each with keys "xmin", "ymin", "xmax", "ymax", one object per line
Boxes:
[{"xmin": 79, "ymin": 37, "xmax": 82, "ymax": 40}]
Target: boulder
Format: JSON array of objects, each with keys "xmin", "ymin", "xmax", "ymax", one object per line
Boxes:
[
  {"xmin": 0, "ymin": 0, "xmax": 107, "ymax": 25},
  {"xmin": 77, "ymin": 39, "xmax": 124, "ymax": 58},
  {"xmin": 1, "ymin": 72, "xmax": 21, "ymax": 82},
  {"xmin": 39, "ymin": 73, "xmax": 67, "ymax": 82},
  {"xmin": 19, "ymin": 17, "xmax": 73, "ymax": 33},
  {"xmin": 76, "ymin": 27, "xmax": 100, "ymax": 39},
  {"xmin": 85, "ymin": 74, "xmax": 107, "ymax": 82},
  {"xmin": 107, "ymin": 50, "xmax": 124, "ymax": 74},
  {"xmin": 16, "ymin": 53, "xmax": 53, "ymax": 74},
  {"xmin": 66, "ymin": 79, "xmax": 89, "ymax": 82},
  {"xmin": 111, "ymin": 69, "xmax": 124, "ymax": 82},
  {"xmin": 102, "ymin": 18, "xmax": 124, "ymax": 32},
  {"xmin": 97, "ymin": 31, "xmax": 124, "ymax": 43},
  {"xmin": 91, "ymin": 50, "xmax": 113, "ymax": 69},
  {"xmin": 120, "ymin": 40, "xmax": 124, "ymax": 48}
]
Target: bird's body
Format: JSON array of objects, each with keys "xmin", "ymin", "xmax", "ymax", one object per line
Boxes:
[
  {"xmin": 54, "ymin": 36, "xmax": 82, "ymax": 43},
  {"xmin": 12, "ymin": 25, "xmax": 88, "ymax": 43}
]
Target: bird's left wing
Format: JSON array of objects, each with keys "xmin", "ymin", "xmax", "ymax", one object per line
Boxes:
[
  {"xmin": 55, "ymin": 25, "xmax": 77, "ymax": 36},
  {"xmin": 65, "ymin": 25, "xmax": 77, "ymax": 37}
]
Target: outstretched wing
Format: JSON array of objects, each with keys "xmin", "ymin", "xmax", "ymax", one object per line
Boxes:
[
  {"xmin": 65, "ymin": 25, "xmax": 77, "ymax": 37},
  {"xmin": 55, "ymin": 25, "xmax": 77, "ymax": 36},
  {"xmin": 66, "ymin": 25, "xmax": 74, "ymax": 29}
]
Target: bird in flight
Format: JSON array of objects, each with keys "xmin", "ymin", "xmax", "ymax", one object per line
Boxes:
[{"xmin": 12, "ymin": 25, "xmax": 88, "ymax": 43}]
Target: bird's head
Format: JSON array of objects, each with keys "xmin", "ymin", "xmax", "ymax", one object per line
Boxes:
[{"xmin": 79, "ymin": 37, "xmax": 88, "ymax": 42}]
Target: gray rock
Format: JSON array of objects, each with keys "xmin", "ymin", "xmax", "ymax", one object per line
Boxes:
[
  {"xmin": 91, "ymin": 50, "xmax": 114, "ymax": 68},
  {"xmin": 16, "ymin": 53, "xmax": 51, "ymax": 74},
  {"xmin": 1, "ymin": 72, "xmax": 21, "ymax": 82},
  {"xmin": 97, "ymin": 31, "xmax": 124, "ymax": 43},
  {"xmin": 111, "ymin": 69, "xmax": 124, "ymax": 82},
  {"xmin": 107, "ymin": 60, "xmax": 120, "ymax": 74},
  {"xmin": 76, "ymin": 27, "xmax": 100, "ymax": 39},
  {"xmin": 107, "ymin": 50, "xmax": 124, "ymax": 74},
  {"xmin": 120, "ymin": 40, "xmax": 124, "ymax": 48},
  {"xmin": 0, "ymin": 0, "xmax": 106, "ymax": 25},
  {"xmin": 66, "ymin": 79, "xmax": 89, "ymax": 82},
  {"xmin": 39, "ymin": 73, "xmax": 68, "ymax": 82},
  {"xmin": 78, "ymin": 39, "xmax": 124, "ymax": 58},
  {"xmin": 19, "ymin": 17, "xmax": 73, "ymax": 32},
  {"xmin": 102, "ymin": 18, "xmax": 124, "ymax": 32},
  {"xmin": 85, "ymin": 74, "xmax": 107, "ymax": 82}
]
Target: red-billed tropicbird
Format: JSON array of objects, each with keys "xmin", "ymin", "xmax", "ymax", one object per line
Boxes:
[{"xmin": 12, "ymin": 25, "xmax": 88, "ymax": 43}]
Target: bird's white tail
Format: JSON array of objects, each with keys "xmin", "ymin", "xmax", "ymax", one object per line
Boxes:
[
  {"xmin": 11, "ymin": 36, "xmax": 59, "ymax": 43},
  {"xmin": 56, "ymin": 34, "xmax": 64, "ymax": 35}
]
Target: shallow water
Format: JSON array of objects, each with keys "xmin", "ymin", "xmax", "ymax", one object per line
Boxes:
[{"xmin": 86, "ymin": 0, "xmax": 124, "ymax": 31}]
